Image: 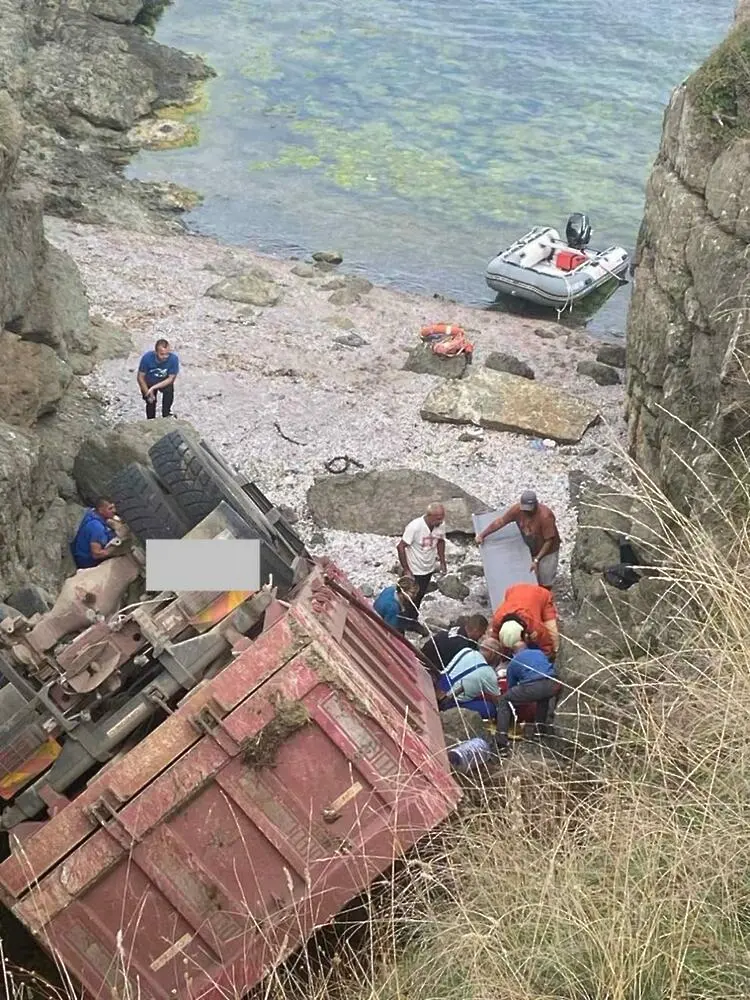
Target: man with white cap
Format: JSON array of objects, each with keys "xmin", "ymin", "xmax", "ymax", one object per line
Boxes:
[
  {"xmin": 475, "ymin": 490, "xmax": 560, "ymax": 589},
  {"xmin": 495, "ymin": 619, "xmax": 560, "ymax": 752}
]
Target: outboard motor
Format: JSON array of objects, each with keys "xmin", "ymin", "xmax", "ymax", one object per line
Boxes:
[{"xmin": 565, "ymin": 212, "xmax": 592, "ymax": 251}]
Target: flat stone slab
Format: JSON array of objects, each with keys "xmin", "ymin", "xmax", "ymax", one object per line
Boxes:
[
  {"xmin": 420, "ymin": 368, "xmax": 600, "ymax": 444},
  {"xmin": 306, "ymin": 467, "xmax": 490, "ymax": 536}
]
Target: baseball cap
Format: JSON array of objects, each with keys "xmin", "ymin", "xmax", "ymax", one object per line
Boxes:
[
  {"xmin": 498, "ymin": 620, "xmax": 524, "ymax": 648},
  {"xmin": 519, "ymin": 489, "xmax": 538, "ymax": 511}
]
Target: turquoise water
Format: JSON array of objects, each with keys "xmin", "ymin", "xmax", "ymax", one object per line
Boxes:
[{"xmin": 131, "ymin": 0, "xmax": 733, "ymax": 333}]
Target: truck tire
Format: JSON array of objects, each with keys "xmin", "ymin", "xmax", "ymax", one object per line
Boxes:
[
  {"xmin": 148, "ymin": 430, "xmax": 275, "ymax": 544},
  {"xmin": 109, "ymin": 463, "xmax": 189, "ymax": 541}
]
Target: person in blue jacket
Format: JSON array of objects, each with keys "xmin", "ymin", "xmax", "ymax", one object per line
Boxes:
[
  {"xmin": 70, "ymin": 498, "xmax": 122, "ymax": 570},
  {"xmin": 494, "ymin": 619, "xmax": 561, "ymax": 752},
  {"xmin": 373, "ymin": 577, "xmax": 424, "ymax": 635}
]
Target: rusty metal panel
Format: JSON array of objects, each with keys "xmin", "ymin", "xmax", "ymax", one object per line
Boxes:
[{"xmin": 0, "ymin": 565, "xmax": 459, "ymax": 1000}]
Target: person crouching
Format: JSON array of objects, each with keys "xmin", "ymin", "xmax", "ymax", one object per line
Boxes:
[
  {"xmin": 373, "ymin": 577, "xmax": 426, "ymax": 635},
  {"xmin": 494, "ymin": 620, "xmax": 560, "ymax": 753},
  {"xmin": 436, "ymin": 636, "xmax": 503, "ymax": 719}
]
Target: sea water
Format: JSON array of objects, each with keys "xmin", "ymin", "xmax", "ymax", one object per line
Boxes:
[{"xmin": 131, "ymin": 0, "xmax": 733, "ymax": 333}]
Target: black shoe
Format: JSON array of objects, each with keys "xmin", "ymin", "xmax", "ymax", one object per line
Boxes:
[{"xmin": 493, "ymin": 740, "xmax": 510, "ymax": 758}]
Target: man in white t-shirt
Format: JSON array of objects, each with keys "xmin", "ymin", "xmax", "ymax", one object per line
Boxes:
[{"xmin": 396, "ymin": 503, "xmax": 447, "ymax": 615}]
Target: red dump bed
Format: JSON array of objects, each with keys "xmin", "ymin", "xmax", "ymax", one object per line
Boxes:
[{"xmin": 0, "ymin": 562, "xmax": 459, "ymax": 1000}]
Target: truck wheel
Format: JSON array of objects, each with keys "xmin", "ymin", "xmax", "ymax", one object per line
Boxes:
[
  {"xmin": 109, "ymin": 463, "xmax": 190, "ymax": 541},
  {"xmin": 148, "ymin": 429, "xmax": 274, "ymax": 544}
]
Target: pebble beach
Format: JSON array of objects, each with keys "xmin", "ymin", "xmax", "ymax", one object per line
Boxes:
[{"xmin": 47, "ymin": 216, "xmax": 628, "ymax": 624}]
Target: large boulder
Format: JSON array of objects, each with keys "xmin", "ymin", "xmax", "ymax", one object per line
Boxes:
[
  {"xmin": 0, "ymin": 331, "xmax": 72, "ymax": 427},
  {"xmin": 73, "ymin": 417, "xmax": 198, "ymax": 502},
  {"xmin": 205, "ymin": 268, "xmax": 281, "ymax": 307},
  {"xmin": 306, "ymin": 468, "xmax": 490, "ymax": 536},
  {"xmin": 420, "ymin": 368, "xmax": 600, "ymax": 444}
]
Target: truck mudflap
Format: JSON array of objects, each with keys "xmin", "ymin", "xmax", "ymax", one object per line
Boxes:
[{"xmin": 0, "ymin": 563, "xmax": 459, "ymax": 1000}]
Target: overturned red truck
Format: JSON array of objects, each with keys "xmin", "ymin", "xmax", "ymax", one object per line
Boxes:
[{"xmin": 0, "ymin": 430, "xmax": 460, "ymax": 1000}]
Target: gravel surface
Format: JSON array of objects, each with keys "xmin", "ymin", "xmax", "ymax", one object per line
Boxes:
[{"xmin": 47, "ymin": 217, "xmax": 628, "ymax": 624}]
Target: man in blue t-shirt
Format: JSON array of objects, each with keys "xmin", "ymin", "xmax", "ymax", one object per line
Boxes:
[
  {"xmin": 70, "ymin": 498, "xmax": 122, "ymax": 570},
  {"xmin": 494, "ymin": 619, "xmax": 561, "ymax": 752},
  {"xmin": 137, "ymin": 338, "xmax": 180, "ymax": 420}
]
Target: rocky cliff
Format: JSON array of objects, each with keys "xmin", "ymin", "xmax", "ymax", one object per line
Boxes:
[
  {"xmin": 0, "ymin": 0, "xmax": 211, "ymax": 604},
  {"xmin": 625, "ymin": 2, "xmax": 750, "ymax": 509},
  {"xmin": 0, "ymin": 0, "xmax": 210, "ymax": 227}
]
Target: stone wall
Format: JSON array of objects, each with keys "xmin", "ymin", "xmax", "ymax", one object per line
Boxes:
[{"xmin": 625, "ymin": 2, "xmax": 750, "ymax": 510}]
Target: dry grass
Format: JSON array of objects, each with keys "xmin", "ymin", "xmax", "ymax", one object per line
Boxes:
[
  {"xmin": 6, "ymin": 443, "xmax": 750, "ymax": 1000},
  {"xmin": 254, "ymin": 448, "xmax": 750, "ymax": 1000}
]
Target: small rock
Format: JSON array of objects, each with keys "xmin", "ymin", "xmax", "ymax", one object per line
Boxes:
[
  {"xmin": 484, "ymin": 351, "xmax": 535, "ymax": 380},
  {"xmin": 440, "ymin": 708, "xmax": 487, "ymax": 744},
  {"xmin": 328, "ymin": 288, "xmax": 362, "ymax": 307},
  {"xmin": 404, "ymin": 345, "xmax": 469, "ymax": 380},
  {"xmin": 360, "ymin": 584, "xmax": 375, "ymax": 598},
  {"xmin": 334, "ymin": 333, "xmax": 368, "ymax": 348},
  {"xmin": 437, "ymin": 575, "xmax": 470, "ymax": 600},
  {"xmin": 279, "ymin": 504, "xmax": 299, "ymax": 525},
  {"xmin": 322, "ymin": 276, "xmax": 373, "ymax": 296},
  {"xmin": 565, "ymin": 330, "xmax": 592, "ymax": 350},
  {"xmin": 326, "ymin": 315, "xmax": 356, "ymax": 330},
  {"xmin": 312, "ymin": 250, "xmax": 343, "ymax": 265},
  {"xmin": 534, "ymin": 326, "xmax": 558, "ymax": 340},
  {"xmin": 5, "ymin": 585, "xmax": 54, "ymax": 618},
  {"xmin": 458, "ymin": 564, "xmax": 485, "ymax": 581},
  {"xmin": 205, "ymin": 269, "xmax": 281, "ymax": 307},
  {"xmin": 291, "ymin": 263, "xmax": 315, "ymax": 278},
  {"xmin": 308, "ymin": 531, "xmax": 326, "ymax": 547},
  {"xmin": 596, "ymin": 342, "xmax": 626, "ymax": 368},
  {"xmin": 577, "ymin": 360, "xmax": 622, "ymax": 386},
  {"xmin": 458, "ymin": 429, "xmax": 484, "ymax": 442}
]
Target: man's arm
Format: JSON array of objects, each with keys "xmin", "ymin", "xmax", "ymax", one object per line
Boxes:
[
  {"xmin": 89, "ymin": 540, "xmax": 119, "ymax": 561},
  {"xmin": 543, "ymin": 617, "xmax": 559, "ymax": 654},
  {"xmin": 475, "ymin": 506, "xmax": 514, "ymax": 545},
  {"xmin": 396, "ymin": 538, "xmax": 412, "ymax": 576},
  {"xmin": 436, "ymin": 537, "xmax": 446, "ymax": 573},
  {"xmin": 146, "ymin": 373, "xmax": 176, "ymax": 392},
  {"xmin": 136, "ymin": 370, "xmax": 149, "ymax": 395}
]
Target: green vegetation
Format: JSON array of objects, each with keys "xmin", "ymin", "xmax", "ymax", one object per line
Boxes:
[{"xmin": 688, "ymin": 22, "xmax": 750, "ymax": 136}]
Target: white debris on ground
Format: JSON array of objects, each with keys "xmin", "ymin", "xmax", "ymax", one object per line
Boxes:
[{"xmin": 47, "ymin": 217, "xmax": 628, "ymax": 623}]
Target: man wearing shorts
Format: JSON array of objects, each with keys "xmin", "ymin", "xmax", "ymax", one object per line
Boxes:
[{"xmin": 475, "ymin": 490, "xmax": 560, "ymax": 589}]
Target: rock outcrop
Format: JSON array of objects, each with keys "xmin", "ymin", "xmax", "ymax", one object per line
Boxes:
[
  {"xmin": 0, "ymin": 84, "xmax": 133, "ymax": 599},
  {"xmin": 625, "ymin": 4, "xmax": 750, "ymax": 509},
  {"xmin": 0, "ymin": 0, "xmax": 212, "ymax": 229}
]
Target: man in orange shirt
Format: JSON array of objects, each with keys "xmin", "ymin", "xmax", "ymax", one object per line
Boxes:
[
  {"xmin": 475, "ymin": 490, "xmax": 560, "ymax": 589},
  {"xmin": 489, "ymin": 582, "xmax": 560, "ymax": 660}
]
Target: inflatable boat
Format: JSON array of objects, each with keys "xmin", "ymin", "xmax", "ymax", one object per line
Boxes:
[{"xmin": 485, "ymin": 213, "xmax": 629, "ymax": 309}]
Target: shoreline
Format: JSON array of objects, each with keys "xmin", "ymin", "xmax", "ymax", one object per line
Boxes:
[{"xmin": 48, "ymin": 214, "xmax": 628, "ymax": 625}]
